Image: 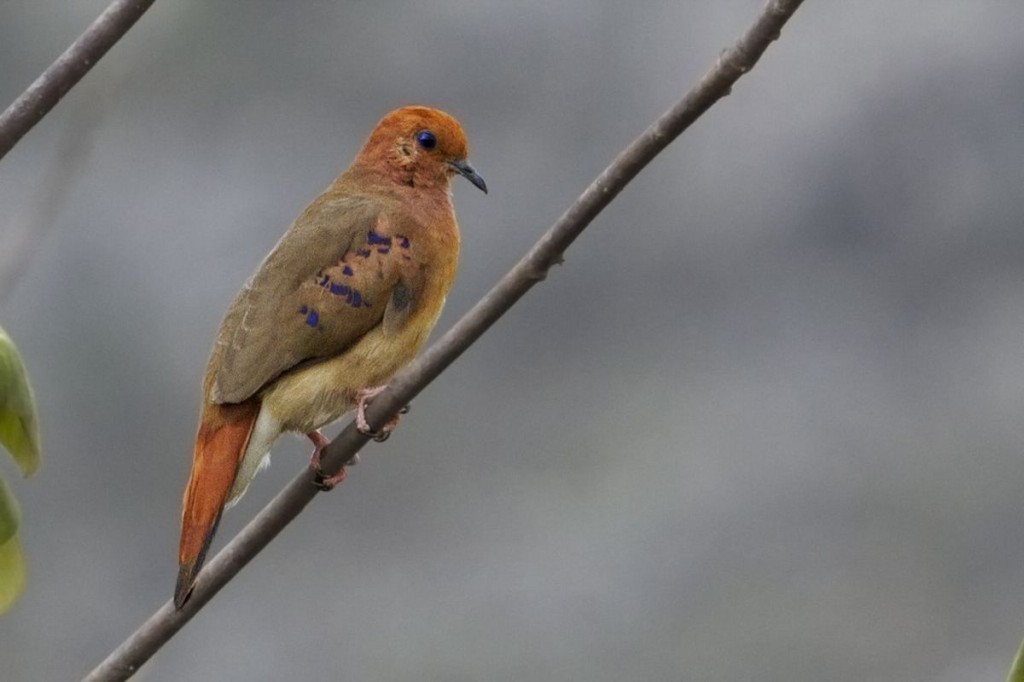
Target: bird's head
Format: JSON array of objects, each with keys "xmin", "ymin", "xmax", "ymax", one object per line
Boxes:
[{"xmin": 355, "ymin": 106, "xmax": 487, "ymax": 194}]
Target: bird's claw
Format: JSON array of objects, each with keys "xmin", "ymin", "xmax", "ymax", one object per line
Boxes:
[
  {"xmin": 307, "ymin": 430, "xmax": 359, "ymax": 491},
  {"xmin": 354, "ymin": 416, "xmax": 392, "ymax": 442},
  {"xmin": 310, "ymin": 456, "xmax": 346, "ymax": 491},
  {"xmin": 312, "ymin": 470, "xmax": 338, "ymax": 491},
  {"xmin": 356, "ymin": 416, "xmax": 399, "ymax": 442},
  {"xmin": 367, "ymin": 427, "xmax": 391, "ymax": 443},
  {"xmin": 312, "ymin": 455, "xmax": 359, "ymax": 491},
  {"xmin": 354, "ymin": 385, "xmax": 405, "ymax": 442}
]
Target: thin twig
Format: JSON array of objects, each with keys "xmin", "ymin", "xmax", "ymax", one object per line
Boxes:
[
  {"xmin": 0, "ymin": 0, "xmax": 156, "ymax": 164},
  {"xmin": 81, "ymin": 1, "xmax": 806, "ymax": 680}
]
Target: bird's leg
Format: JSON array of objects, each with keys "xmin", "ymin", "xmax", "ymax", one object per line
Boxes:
[
  {"xmin": 354, "ymin": 385, "xmax": 408, "ymax": 442},
  {"xmin": 307, "ymin": 430, "xmax": 354, "ymax": 491}
]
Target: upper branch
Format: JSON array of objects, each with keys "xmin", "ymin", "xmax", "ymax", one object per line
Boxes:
[
  {"xmin": 81, "ymin": 1, "xmax": 806, "ymax": 680},
  {"xmin": 0, "ymin": 0, "xmax": 156, "ymax": 164}
]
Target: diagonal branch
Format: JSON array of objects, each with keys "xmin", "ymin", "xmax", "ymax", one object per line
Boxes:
[
  {"xmin": 0, "ymin": 0, "xmax": 156, "ymax": 164},
  {"xmin": 81, "ymin": 1, "xmax": 806, "ymax": 679}
]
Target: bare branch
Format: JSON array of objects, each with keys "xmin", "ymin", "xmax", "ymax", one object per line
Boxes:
[
  {"xmin": 81, "ymin": 1, "xmax": 806, "ymax": 680},
  {"xmin": 0, "ymin": 0, "xmax": 156, "ymax": 164}
]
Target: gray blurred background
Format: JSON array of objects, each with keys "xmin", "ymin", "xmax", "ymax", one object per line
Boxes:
[{"xmin": 1, "ymin": 1, "xmax": 1023, "ymax": 680}]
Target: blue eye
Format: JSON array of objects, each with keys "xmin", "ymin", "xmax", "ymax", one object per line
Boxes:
[{"xmin": 416, "ymin": 130, "xmax": 437, "ymax": 150}]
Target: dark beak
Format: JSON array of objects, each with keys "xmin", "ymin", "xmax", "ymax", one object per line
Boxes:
[{"xmin": 448, "ymin": 159, "xmax": 488, "ymax": 194}]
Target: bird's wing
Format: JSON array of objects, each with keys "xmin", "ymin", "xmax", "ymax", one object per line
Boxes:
[{"xmin": 208, "ymin": 193, "xmax": 408, "ymax": 404}]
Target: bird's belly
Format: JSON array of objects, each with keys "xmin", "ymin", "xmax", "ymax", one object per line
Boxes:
[{"xmin": 260, "ymin": 323, "xmax": 425, "ymax": 434}]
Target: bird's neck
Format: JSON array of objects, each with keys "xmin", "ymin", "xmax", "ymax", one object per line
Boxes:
[{"xmin": 341, "ymin": 161, "xmax": 453, "ymax": 204}]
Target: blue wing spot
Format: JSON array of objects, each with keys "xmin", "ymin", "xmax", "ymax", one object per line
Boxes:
[
  {"xmin": 395, "ymin": 235, "xmax": 410, "ymax": 249},
  {"xmin": 342, "ymin": 265, "xmax": 354, "ymax": 276},
  {"xmin": 305, "ymin": 309, "xmax": 320, "ymax": 327},
  {"xmin": 299, "ymin": 305, "xmax": 308, "ymax": 314},
  {"xmin": 322, "ymin": 281, "xmax": 370, "ymax": 309},
  {"xmin": 367, "ymin": 231, "xmax": 392, "ymax": 246},
  {"xmin": 377, "ymin": 247, "xmax": 390, "ymax": 255},
  {"xmin": 318, "ymin": 274, "xmax": 330, "ymax": 286}
]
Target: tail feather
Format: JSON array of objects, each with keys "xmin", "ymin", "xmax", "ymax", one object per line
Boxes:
[
  {"xmin": 175, "ymin": 510, "xmax": 222, "ymax": 608},
  {"xmin": 175, "ymin": 400, "xmax": 259, "ymax": 608}
]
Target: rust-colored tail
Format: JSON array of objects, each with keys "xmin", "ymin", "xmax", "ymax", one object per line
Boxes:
[{"xmin": 175, "ymin": 399, "xmax": 259, "ymax": 608}]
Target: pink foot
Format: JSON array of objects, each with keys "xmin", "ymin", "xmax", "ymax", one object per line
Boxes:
[
  {"xmin": 355, "ymin": 385, "xmax": 406, "ymax": 442},
  {"xmin": 307, "ymin": 430, "xmax": 350, "ymax": 490}
]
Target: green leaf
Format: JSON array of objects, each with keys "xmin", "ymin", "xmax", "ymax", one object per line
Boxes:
[
  {"xmin": 0, "ymin": 475, "xmax": 18, "ymax": 545},
  {"xmin": 1009, "ymin": 637, "xmax": 1024, "ymax": 682},
  {"xmin": 0, "ymin": 533, "xmax": 25, "ymax": 614},
  {"xmin": 0, "ymin": 476, "xmax": 24, "ymax": 613},
  {"xmin": 0, "ymin": 327, "xmax": 40, "ymax": 476}
]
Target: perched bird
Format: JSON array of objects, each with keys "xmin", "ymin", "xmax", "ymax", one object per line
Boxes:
[{"xmin": 176, "ymin": 106, "xmax": 486, "ymax": 608}]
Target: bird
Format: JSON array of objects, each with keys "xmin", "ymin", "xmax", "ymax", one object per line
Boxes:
[{"xmin": 175, "ymin": 106, "xmax": 486, "ymax": 608}]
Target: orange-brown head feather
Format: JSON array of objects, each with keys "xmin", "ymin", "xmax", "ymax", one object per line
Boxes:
[{"xmin": 352, "ymin": 106, "xmax": 486, "ymax": 193}]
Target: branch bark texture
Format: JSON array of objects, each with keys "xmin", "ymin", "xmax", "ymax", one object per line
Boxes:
[
  {"xmin": 82, "ymin": 1, "xmax": 806, "ymax": 679},
  {"xmin": 0, "ymin": 0, "xmax": 156, "ymax": 164}
]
